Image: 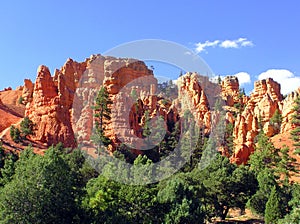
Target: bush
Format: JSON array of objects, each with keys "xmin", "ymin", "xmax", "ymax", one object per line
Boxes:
[
  {"xmin": 10, "ymin": 126, "xmax": 21, "ymax": 143},
  {"xmin": 270, "ymin": 109, "xmax": 282, "ymax": 134},
  {"xmin": 18, "ymin": 96, "xmax": 24, "ymax": 105},
  {"xmin": 20, "ymin": 117, "xmax": 34, "ymax": 138}
]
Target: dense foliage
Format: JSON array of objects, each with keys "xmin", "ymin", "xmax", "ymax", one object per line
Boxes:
[{"xmin": 0, "ymin": 90, "xmax": 299, "ymax": 223}]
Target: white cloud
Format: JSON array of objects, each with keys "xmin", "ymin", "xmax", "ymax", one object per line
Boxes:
[
  {"xmin": 233, "ymin": 72, "xmax": 251, "ymax": 86},
  {"xmin": 195, "ymin": 40, "xmax": 220, "ymax": 53},
  {"xmin": 219, "ymin": 40, "xmax": 239, "ymax": 48},
  {"xmin": 241, "ymin": 40, "xmax": 254, "ymax": 47},
  {"xmin": 209, "ymin": 72, "xmax": 251, "ymax": 86},
  {"xmin": 258, "ymin": 69, "xmax": 300, "ymax": 95},
  {"xmin": 220, "ymin": 38, "xmax": 254, "ymax": 49},
  {"xmin": 195, "ymin": 38, "xmax": 254, "ymax": 53}
]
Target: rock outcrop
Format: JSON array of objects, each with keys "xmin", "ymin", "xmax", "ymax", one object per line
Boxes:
[
  {"xmin": 1, "ymin": 54, "xmax": 299, "ymax": 166},
  {"xmin": 0, "ymin": 86, "xmax": 25, "ymax": 117},
  {"xmin": 73, "ymin": 55, "xmax": 180, "ymax": 152},
  {"xmin": 25, "ymin": 59, "xmax": 87, "ymax": 147},
  {"xmin": 0, "ymin": 98, "xmax": 22, "ymax": 133},
  {"xmin": 176, "ymin": 73, "xmax": 225, "ymax": 135},
  {"xmin": 177, "ymin": 73, "xmax": 211, "ymax": 132},
  {"xmin": 281, "ymin": 88, "xmax": 300, "ymax": 133},
  {"xmin": 221, "ymin": 76, "xmax": 240, "ymax": 107},
  {"xmin": 231, "ymin": 78, "xmax": 283, "ymax": 164},
  {"xmin": 21, "ymin": 79, "xmax": 34, "ymax": 104}
]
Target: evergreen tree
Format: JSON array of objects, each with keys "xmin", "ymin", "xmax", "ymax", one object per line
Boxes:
[
  {"xmin": 157, "ymin": 173, "xmax": 204, "ymax": 224},
  {"xmin": 217, "ymin": 75, "xmax": 222, "ymax": 85},
  {"xmin": 239, "ymin": 88, "xmax": 246, "ymax": 98},
  {"xmin": 224, "ymin": 122, "xmax": 234, "ymax": 156},
  {"xmin": 265, "ymin": 186, "xmax": 284, "ymax": 224},
  {"xmin": 270, "ymin": 109, "xmax": 282, "ymax": 134},
  {"xmin": 276, "ymin": 145, "xmax": 298, "ymax": 186},
  {"xmin": 0, "ymin": 154, "xmax": 16, "ymax": 186},
  {"xmin": 82, "ymin": 175, "xmax": 124, "ymax": 223},
  {"xmin": 119, "ymin": 181, "xmax": 160, "ymax": 223},
  {"xmin": 291, "ymin": 96, "xmax": 300, "ymax": 155},
  {"xmin": 20, "ymin": 117, "xmax": 34, "ymax": 138},
  {"xmin": 0, "ymin": 143, "xmax": 5, "ymax": 169},
  {"xmin": 142, "ymin": 110, "xmax": 151, "ymax": 139},
  {"xmin": 93, "ymin": 86, "xmax": 112, "ymax": 150},
  {"xmin": 248, "ymin": 131, "xmax": 280, "ymax": 175},
  {"xmin": 190, "ymin": 126, "xmax": 208, "ymax": 169},
  {"xmin": 199, "ymin": 154, "xmax": 257, "ymax": 220},
  {"xmin": 247, "ymin": 168, "xmax": 277, "ymax": 216},
  {"xmin": 9, "ymin": 126, "xmax": 21, "ymax": 143},
  {"xmin": 83, "ymin": 166, "xmax": 160, "ymax": 224},
  {"xmin": 279, "ymin": 183, "xmax": 300, "ymax": 223},
  {"xmin": 0, "ymin": 145, "xmax": 79, "ymax": 223},
  {"xmin": 17, "ymin": 96, "xmax": 24, "ymax": 105}
]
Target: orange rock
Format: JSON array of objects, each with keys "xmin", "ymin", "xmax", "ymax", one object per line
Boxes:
[
  {"xmin": 26, "ymin": 60, "xmax": 87, "ymax": 147},
  {"xmin": 231, "ymin": 78, "xmax": 283, "ymax": 163},
  {"xmin": 281, "ymin": 88, "xmax": 300, "ymax": 133},
  {"xmin": 22, "ymin": 79, "xmax": 34, "ymax": 104},
  {"xmin": 3, "ymin": 53, "xmax": 299, "ymax": 163},
  {"xmin": 0, "ymin": 104, "xmax": 22, "ymax": 133},
  {"xmin": 231, "ymin": 143, "xmax": 254, "ymax": 165},
  {"xmin": 226, "ymin": 112, "xmax": 235, "ymax": 124},
  {"xmin": 177, "ymin": 73, "xmax": 212, "ymax": 132},
  {"xmin": 221, "ymin": 76, "xmax": 240, "ymax": 107}
]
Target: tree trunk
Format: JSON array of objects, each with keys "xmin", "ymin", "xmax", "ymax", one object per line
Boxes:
[{"xmin": 221, "ymin": 206, "xmax": 229, "ymax": 220}]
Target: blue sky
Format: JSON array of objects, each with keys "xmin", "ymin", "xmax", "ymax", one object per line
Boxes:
[{"xmin": 1, "ymin": 0, "xmax": 300, "ymax": 94}]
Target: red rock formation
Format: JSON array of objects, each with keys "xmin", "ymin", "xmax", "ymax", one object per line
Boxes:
[
  {"xmin": 0, "ymin": 99, "xmax": 22, "ymax": 133},
  {"xmin": 281, "ymin": 88, "xmax": 300, "ymax": 133},
  {"xmin": 221, "ymin": 76, "xmax": 240, "ymax": 107},
  {"xmin": 25, "ymin": 58, "xmax": 87, "ymax": 147},
  {"xmin": 177, "ymin": 72, "xmax": 211, "ymax": 132},
  {"xmin": 0, "ymin": 87, "xmax": 25, "ymax": 117},
  {"xmin": 231, "ymin": 78, "xmax": 283, "ymax": 164},
  {"xmin": 72, "ymin": 55, "xmax": 179, "ymax": 152},
  {"xmin": 2, "ymin": 52, "xmax": 299, "ymax": 165},
  {"xmin": 22, "ymin": 79, "xmax": 34, "ymax": 104}
]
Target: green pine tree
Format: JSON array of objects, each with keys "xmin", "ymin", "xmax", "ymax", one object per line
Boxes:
[
  {"xmin": 291, "ymin": 96, "xmax": 300, "ymax": 155},
  {"xmin": 270, "ymin": 109, "xmax": 282, "ymax": 134},
  {"xmin": 0, "ymin": 145, "xmax": 79, "ymax": 223},
  {"xmin": 0, "ymin": 143, "xmax": 5, "ymax": 169},
  {"xmin": 247, "ymin": 168, "xmax": 277, "ymax": 216},
  {"xmin": 217, "ymin": 75, "xmax": 222, "ymax": 85},
  {"xmin": 248, "ymin": 131, "xmax": 280, "ymax": 175},
  {"xmin": 265, "ymin": 186, "xmax": 284, "ymax": 224},
  {"xmin": 276, "ymin": 145, "xmax": 298, "ymax": 186},
  {"xmin": 279, "ymin": 183, "xmax": 300, "ymax": 223},
  {"xmin": 9, "ymin": 125, "xmax": 21, "ymax": 143},
  {"xmin": 0, "ymin": 154, "xmax": 16, "ymax": 186},
  {"xmin": 93, "ymin": 86, "xmax": 112, "ymax": 151},
  {"xmin": 20, "ymin": 117, "xmax": 35, "ymax": 138},
  {"xmin": 199, "ymin": 154, "xmax": 257, "ymax": 220}
]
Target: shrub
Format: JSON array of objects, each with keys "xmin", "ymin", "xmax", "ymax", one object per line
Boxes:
[
  {"xmin": 10, "ymin": 126, "xmax": 21, "ymax": 143},
  {"xmin": 20, "ymin": 117, "xmax": 34, "ymax": 138}
]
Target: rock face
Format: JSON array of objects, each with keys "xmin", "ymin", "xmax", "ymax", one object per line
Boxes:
[
  {"xmin": 24, "ymin": 54, "xmax": 178, "ymax": 150},
  {"xmin": 221, "ymin": 76, "xmax": 240, "ymax": 107},
  {"xmin": 0, "ymin": 98, "xmax": 22, "ymax": 133},
  {"xmin": 25, "ymin": 59, "xmax": 87, "ymax": 147},
  {"xmin": 4, "ymin": 54, "xmax": 299, "ymax": 165},
  {"xmin": 231, "ymin": 78, "xmax": 283, "ymax": 164},
  {"xmin": 281, "ymin": 88, "xmax": 300, "ymax": 133},
  {"xmin": 73, "ymin": 55, "xmax": 181, "ymax": 152},
  {"xmin": 22, "ymin": 79, "xmax": 34, "ymax": 104},
  {"xmin": 24, "ymin": 56, "xmax": 222, "ymax": 152},
  {"xmin": 177, "ymin": 73, "xmax": 211, "ymax": 132}
]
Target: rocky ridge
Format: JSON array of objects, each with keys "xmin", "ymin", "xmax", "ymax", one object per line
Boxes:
[{"xmin": 0, "ymin": 55, "xmax": 299, "ymax": 165}]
